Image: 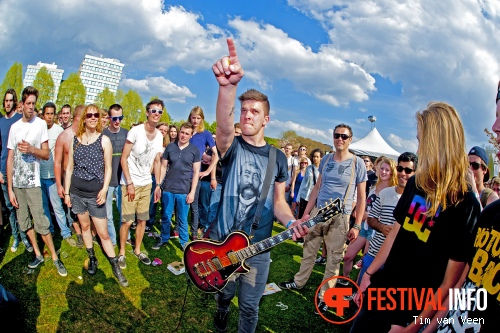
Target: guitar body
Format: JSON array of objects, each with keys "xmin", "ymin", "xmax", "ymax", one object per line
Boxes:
[{"xmin": 184, "ymin": 231, "xmax": 251, "ymax": 293}]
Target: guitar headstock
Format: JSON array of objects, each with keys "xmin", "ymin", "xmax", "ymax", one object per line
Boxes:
[{"xmin": 315, "ymin": 198, "xmax": 342, "ymax": 221}]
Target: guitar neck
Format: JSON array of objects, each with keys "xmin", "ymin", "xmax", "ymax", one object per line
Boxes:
[{"xmin": 236, "ymin": 215, "xmax": 323, "ymax": 260}]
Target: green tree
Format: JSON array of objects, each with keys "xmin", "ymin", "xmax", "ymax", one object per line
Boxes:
[
  {"xmin": 33, "ymin": 67, "xmax": 55, "ymax": 109},
  {"xmin": 56, "ymin": 73, "xmax": 86, "ymax": 108},
  {"xmin": 121, "ymin": 89, "xmax": 144, "ymax": 129},
  {"xmin": 204, "ymin": 120, "xmax": 217, "ymax": 134},
  {"xmin": 0, "ymin": 62, "xmax": 23, "ymax": 97},
  {"xmin": 115, "ymin": 89, "xmax": 125, "ymax": 104},
  {"xmin": 95, "ymin": 87, "xmax": 116, "ymax": 110}
]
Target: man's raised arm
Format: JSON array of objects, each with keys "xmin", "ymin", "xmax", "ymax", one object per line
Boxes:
[{"xmin": 213, "ymin": 38, "xmax": 244, "ymax": 157}]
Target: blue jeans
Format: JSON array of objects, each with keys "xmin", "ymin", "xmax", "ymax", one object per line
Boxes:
[
  {"xmin": 216, "ymin": 251, "xmax": 270, "ymax": 333},
  {"xmin": 190, "ymin": 181, "xmax": 202, "ymax": 235},
  {"xmin": 198, "ymin": 180, "xmax": 212, "ymax": 232},
  {"xmin": 1, "ymin": 183, "xmax": 27, "ymax": 243},
  {"xmin": 207, "ymin": 183, "xmax": 222, "ymax": 232},
  {"xmin": 41, "ymin": 178, "xmax": 71, "ymax": 238},
  {"xmin": 106, "ymin": 185, "xmax": 122, "ymax": 246},
  {"xmin": 161, "ymin": 191, "xmax": 189, "ymax": 246}
]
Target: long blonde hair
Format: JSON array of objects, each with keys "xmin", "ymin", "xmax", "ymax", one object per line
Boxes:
[
  {"xmin": 374, "ymin": 157, "xmax": 398, "ymax": 189},
  {"xmin": 77, "ymin": 104, "xmax": 103, "ymax": 139},
  {"xmin": 415, "ymin": 102, "xmax": 469, "ymax": 216},
  {"xmin": 189, "ymin": 106, "xmax": 205, "ymax": 133}
]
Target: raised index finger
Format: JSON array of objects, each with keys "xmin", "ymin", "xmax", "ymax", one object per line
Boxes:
[{"xmin": 227, "ymin": 37, "xmax": 239, "ymax": 67}]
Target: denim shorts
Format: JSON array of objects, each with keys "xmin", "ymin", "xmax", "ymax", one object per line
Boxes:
[
  {"xmin": 70, "ymin": 193, "xmax": 107, "ymax": 219},
  {"xmin": 359, "ymin": 220, "xmax": 374, "ymax": 240}
]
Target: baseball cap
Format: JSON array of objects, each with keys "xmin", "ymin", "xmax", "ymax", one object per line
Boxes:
[{"xmin": 468, "ymin": 146, "xmax": 490, "ymax": 182}]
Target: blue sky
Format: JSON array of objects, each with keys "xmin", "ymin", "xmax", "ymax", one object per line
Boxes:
[{"xmin": 1, "ymin": 0, "xmax": 500, "ymax": 153}]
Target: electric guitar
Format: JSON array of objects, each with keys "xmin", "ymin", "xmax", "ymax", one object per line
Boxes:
[{"xmin": 184, "ymin": 198, "xmax": 342, "ymax": 293}]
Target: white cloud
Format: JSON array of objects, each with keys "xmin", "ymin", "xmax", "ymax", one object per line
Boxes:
[
  {"xmin": 120, "ymin": 76, "xmax": 195, "ymax": 103},
  {"xmin": 355, "ymin": 118, "xmax": 366, "ymax": 124},
  {"xmin": 387, "ymin": 134, "xmax": 418, "ymax": 154},
  {"xmin": 268, "ymin": 119, "xmax": 331, "ymax": 142},
  {"xmin": 359, "ymin": 107, "xmax": 367, "ymax": 112}
]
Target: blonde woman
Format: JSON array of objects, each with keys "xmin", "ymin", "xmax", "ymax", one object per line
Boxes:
[
  {"xmin": 350, "ymin": 102, "xmax": 481, "ymax": 333},
  {"xmin": 64, "ymin": 104, "xmax": 128, "ymax": 287}
]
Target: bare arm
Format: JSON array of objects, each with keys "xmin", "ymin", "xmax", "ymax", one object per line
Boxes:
[
  {"xmin": 17, "ymin": 140, "xmax": 49, "ymax": 160},
  {"xmin": 153, "ymin": 152, "xmax": 162, "ymax": 203},
  {"xmin": 187, "ymin": 161, "xmax": 201, "ymax": 204},
  {"xmin": 6, "ymin": 149, "xmax": 17, "ymax": 208},
  {"xmin": 274, "ymin": 181, "xmax": 308, "ymax": 240},
  {"xmin": 96, "ymin": 136, "xmax": 112, "ymax": 205},
  {"xmin": 367, "ymin": 216, "xmax": 393, "ymax": 237},
  {"xmin": 54, "ymin": 134, "xmax": 65, "ymax": 198},
  {"xmin": 120, "ymin": 141, "xmax": 134, "ymax": 202},
  {"xmin": 347, "ymin": 181, "xmax": 366, "ymax": 242},
  {"xmin": 64, "ymin": 139, "xmax": 75, "ymax": 207},
  {"xmin": 214, "ymin": 38, "xmax": 244, "ymax": 157}
]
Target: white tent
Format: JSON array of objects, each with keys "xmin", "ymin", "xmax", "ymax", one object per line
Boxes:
[{"xmin": 349, "ymin": 128, "xmax": 400, "ymax": 160}]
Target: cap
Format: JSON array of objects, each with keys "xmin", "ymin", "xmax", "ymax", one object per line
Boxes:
[{"xmin": 468, "ymin": 146, "xmax": 490, "ymax": 182}]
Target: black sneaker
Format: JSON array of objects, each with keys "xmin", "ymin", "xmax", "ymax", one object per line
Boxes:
[
  {"xmin": 54, "ymin": 259, "xmax": 68, "ymax": 277},
  {"xmin": 278, "ymin": 280, "xmax": 302, "ymax": 290},
  {"xmin": 151, "ymin": 239, "xmax": 166, "ymax": 250},
  {"xmin": 336, "ymin": 278, "xmax": 349, "ymax": 286},
  {"xmin": 126, "ymin": 238, "xmax": 135, "ymax": 247},
  {"xmin": 22, "ymin": 238, "xmax": 34, "ymax": 252},
  {"xmin": 131, "ymin": 222, "xmax": 137, "ymax": 230},
  {"xmin": 344, "ymin": 292, "xmax": 356, "ymax": 301},
  {"xmin": 87, "ymin": 257, "xmax": 99, "ymax": 275},
  {"xmin": 315, "ymin": 256, "xmax": 327, "ymax": 265},
  {"xmin": 76, "ymin": 234, "xmax": 84, "ymax": 248},
  {"xmin": 28, "ymin": 255, "xmax": 44, "ymax": 269},
  {"xmin": 315, "ymin": 301, "xmax": 329, "ymax": 315},
  {"xmin": 145, "ymin": 225, "xmax": 152, "ymax": 232},
  {"xmin": 134, "ymin": 251, "xmax": 151, "ymax": 265},
  {"xmin": 214, "ymin": 309, "xmax": 229, "ymax": 332}
]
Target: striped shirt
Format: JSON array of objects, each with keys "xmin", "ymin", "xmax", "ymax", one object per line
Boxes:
[{"xmin": 368, "ymin": 186, "xmax": 401, "ymax": 258}]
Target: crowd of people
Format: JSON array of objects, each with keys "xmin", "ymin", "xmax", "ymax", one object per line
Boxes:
[{"xmin": 0, "ymin": 38, "xmax": 499, "ymax": 333}]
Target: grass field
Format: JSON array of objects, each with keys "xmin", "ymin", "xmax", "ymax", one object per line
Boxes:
[{"xmin": 0, "ymin": 219, "xmax": 360, "ymax": 333}]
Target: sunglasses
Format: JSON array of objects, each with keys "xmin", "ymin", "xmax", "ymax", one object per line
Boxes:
[
  {"xmin": 148, "ymin": 109, "xmax": 163, "ymax": 115},
  {"xmin": 469, "ymin": 162, "xmax": 485, "ymax": 171},
  {"xmin": 334, "ymin": 133, "xmax": 351, "ymax": 140},
  {"xmin": 396, "ymin": 166, "xmax": 415, "ymax": 174},
  {"xmin": 300, "ymin": 162, "xmax": 308, "ymax": 165},
  {"xmin": 86, "ymin": 113, "xmax": 100, "ymax": 119},
  {"xmin": 109, "ymin": 115, "xmax": 124, "ymax": 122},
  {"xmin": 363, "ymin": 160, "xmax": 371, "ymax": 163},
  {"xmin": 299, "ymin": 148, "xmax": 307, "ymax": 151}
]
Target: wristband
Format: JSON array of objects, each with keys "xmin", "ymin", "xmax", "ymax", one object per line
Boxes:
[
  {"xmin": 64, "ymin": 193, "xmax": 70, "ymax": 196},
  {"xmin": 365, "ymin": 271, "xmax": 372, "ymax": 277},
  {"xmin": 286, "ymin": 220, "xmax": 295, "ymax": 229},
  {"xmin": 211, "ymin": 178, "xmax": 216, "ymax": 180},
  {"xmin": 352, "ymin": 224, "xmax": 361, "ymax": 231}
]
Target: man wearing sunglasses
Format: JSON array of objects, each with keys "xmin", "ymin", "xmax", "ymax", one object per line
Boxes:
[
  {"xmin": 118, "ymin": 99, "xmax": 164, "ymax": 268},
  {"xmin": 103, "ymin": 104, "xmax": 128, "ymax": 247},
  {"xmin": 468, "ymin": 146, "xmax": 498, "ymax": 208}
]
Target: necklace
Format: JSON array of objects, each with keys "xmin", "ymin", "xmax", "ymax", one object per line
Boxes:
[{"xmin": 85, "ymin": 132, "xmax": 98, "ymax": 145}]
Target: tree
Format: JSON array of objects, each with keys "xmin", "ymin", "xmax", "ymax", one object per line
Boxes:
[
  {"xmin": 95, "ymin": 87, "xmax": 116, "ymax": 110},
  {"xmin": 0, "ymin": 62, "xmax": 23, "ymax": 97},
  {"xmin": 33, "ymin": 67, "xmax": 55, "ymax": 109},
  {"xmin": 115, "ymin": 89, "xmax": 125, "ymax": 104},
  {"xmin": 121, "ymin": 89, "xmax": 144, "ymax": 129},
  {"xmin": 204, "ymin": 120, "xmax": 217, "ymax": 134},
  {"xmin": 56, "ymin": 73, "xmax": 85, "ymax": 108}
]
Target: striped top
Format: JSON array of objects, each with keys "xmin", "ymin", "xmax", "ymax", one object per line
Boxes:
[{"xmin": 367, "ymin": 186, "xmax": 401, "ymax": 258}]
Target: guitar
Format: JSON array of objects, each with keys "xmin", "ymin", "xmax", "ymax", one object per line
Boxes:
[{"xmin": 183, "ymin": 198, "xmax": 342, "ymax": 293}]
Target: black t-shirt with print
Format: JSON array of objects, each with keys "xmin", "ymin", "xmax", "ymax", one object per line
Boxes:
[{"xmin": 370, "ymin": 176, "xmax": 481, "ymax": 325}]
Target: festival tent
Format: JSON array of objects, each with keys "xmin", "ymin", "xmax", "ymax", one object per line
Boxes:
[{"xmin": 349, "ymin": 127, "xmax": 401, "ymax": 160}]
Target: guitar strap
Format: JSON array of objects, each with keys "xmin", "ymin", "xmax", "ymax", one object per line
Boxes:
[{"xmin": 250, "ymin": 146, "xmax": 276, "ymax": 239}]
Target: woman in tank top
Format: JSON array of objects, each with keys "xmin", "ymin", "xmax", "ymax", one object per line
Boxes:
[{"xmin": 64, "ymin": 104, "xmax": 128, "ymax": 287}]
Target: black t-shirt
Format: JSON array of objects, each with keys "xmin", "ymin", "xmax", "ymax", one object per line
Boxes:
[
  {"xmin": 160, "ymin": 142, "xmax": 200, "ymax": 194},
  {"xmin": 208, "ymin": 136, "xmax": 287, "ymax": 243},
  {"xmin": 370, "ymin": 176, "xmax": 481, "ymax": 325},
  {"xmin": 436, "ymin": 199, "xmax": 500, "ymax": 333},
  {"xmin": 103, "ymin": 127, "xmax": 128, "ymax": 187}
]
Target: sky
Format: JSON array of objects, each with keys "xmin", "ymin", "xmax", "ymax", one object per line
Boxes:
[{"xmin": 1, "ymin": 0, "xmax": 500, "ymax": 153}]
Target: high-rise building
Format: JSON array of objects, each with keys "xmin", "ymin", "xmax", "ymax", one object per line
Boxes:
[
  {"xmin": 78, "ymin": 55, "xmax": 124, "ymax": 105},
  {"xmin": 23, "ymin": 62, "xmax": 64, "ymax": 101}
]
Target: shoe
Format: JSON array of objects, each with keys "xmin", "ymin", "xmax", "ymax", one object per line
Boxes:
[
  {"xmin": 28, "ymin": 255, "xmax": 44, "ymax": 269},
  {"xmin": 87, "ymin": 257, "xmax": 99, "ymax": 275},
  {"xmin": 76, "ymin": 234, "xmax": 84, "ymax": 248},
  {"xmin": 336, "ymin": 278, "xmax": 349, "ymax": 286},
  {"xmin": 278, "ymin": 280, "xmax": 302, "ymax": 290},
  {"xmin": 64, "ymin": 236, "xmax": 76, "ymax": 247},
  {"xmin": 126, "ymin": 238, "xmax": 135, "ymax": 247},
  {"xmin": 110, "ymin": 257, "xmax": 129, "ymax": 287},
  {"xmin": 134, "ymin": 251, "xmax": 151, "ymax": 265},
  {"xmin": 214, "ymin": 309, "xmax": 229, "ymax": 332},
  {"xmin": 353, "ymin": 258, "xmax": 363, "ymax": 270},
  {"xmin": 172, "ymin": 231, "xmax": 179, "ymax": 238},
  {"xmin": 315, "ymin": 301, "xmax": 329, "ymax": 315},
  {"xmin": 23, "ymin": 238, "xmax": 33, "ymax": 252},
  {"xmin": 151, "ymin": 239, "xmax": 166, "ymax": 250},
  {"xmin": 10, "ymin": 239, "xmax": 19, "ymax": 252},
  {"xmin": 145, "ymin": 225, "xmax": 152, "ymax": 232},
  {"xmin": 344, "ymin": 292, "xmax": 356, "ymax": 301},
  {"xmin": 131, "ymin": 222, "xmax": 137, "ymax": 230},
  {"xmin": 315, "ymin": 256, "xmax": 327, "ymax": 265},
  {"xmin": 118, "ymin": 255, "xmax": 126, "ymax": 269},
  {"xmin": 54, "ymin": 259, "xmax": 68, "ymax": 277}
]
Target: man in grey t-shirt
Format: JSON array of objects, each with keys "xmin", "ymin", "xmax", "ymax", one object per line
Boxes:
[
  {"xmin": 103, "ymin": 104, "xmax": 128, "ymax": 246},
  {"xmin": 279, "ymin": 123, "xmax": 367, "ymax": 315}
]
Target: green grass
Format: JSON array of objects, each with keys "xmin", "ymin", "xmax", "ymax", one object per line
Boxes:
[{"xmin": 0, "ymin": 217, "xmax": 360, "ymax": 333}]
